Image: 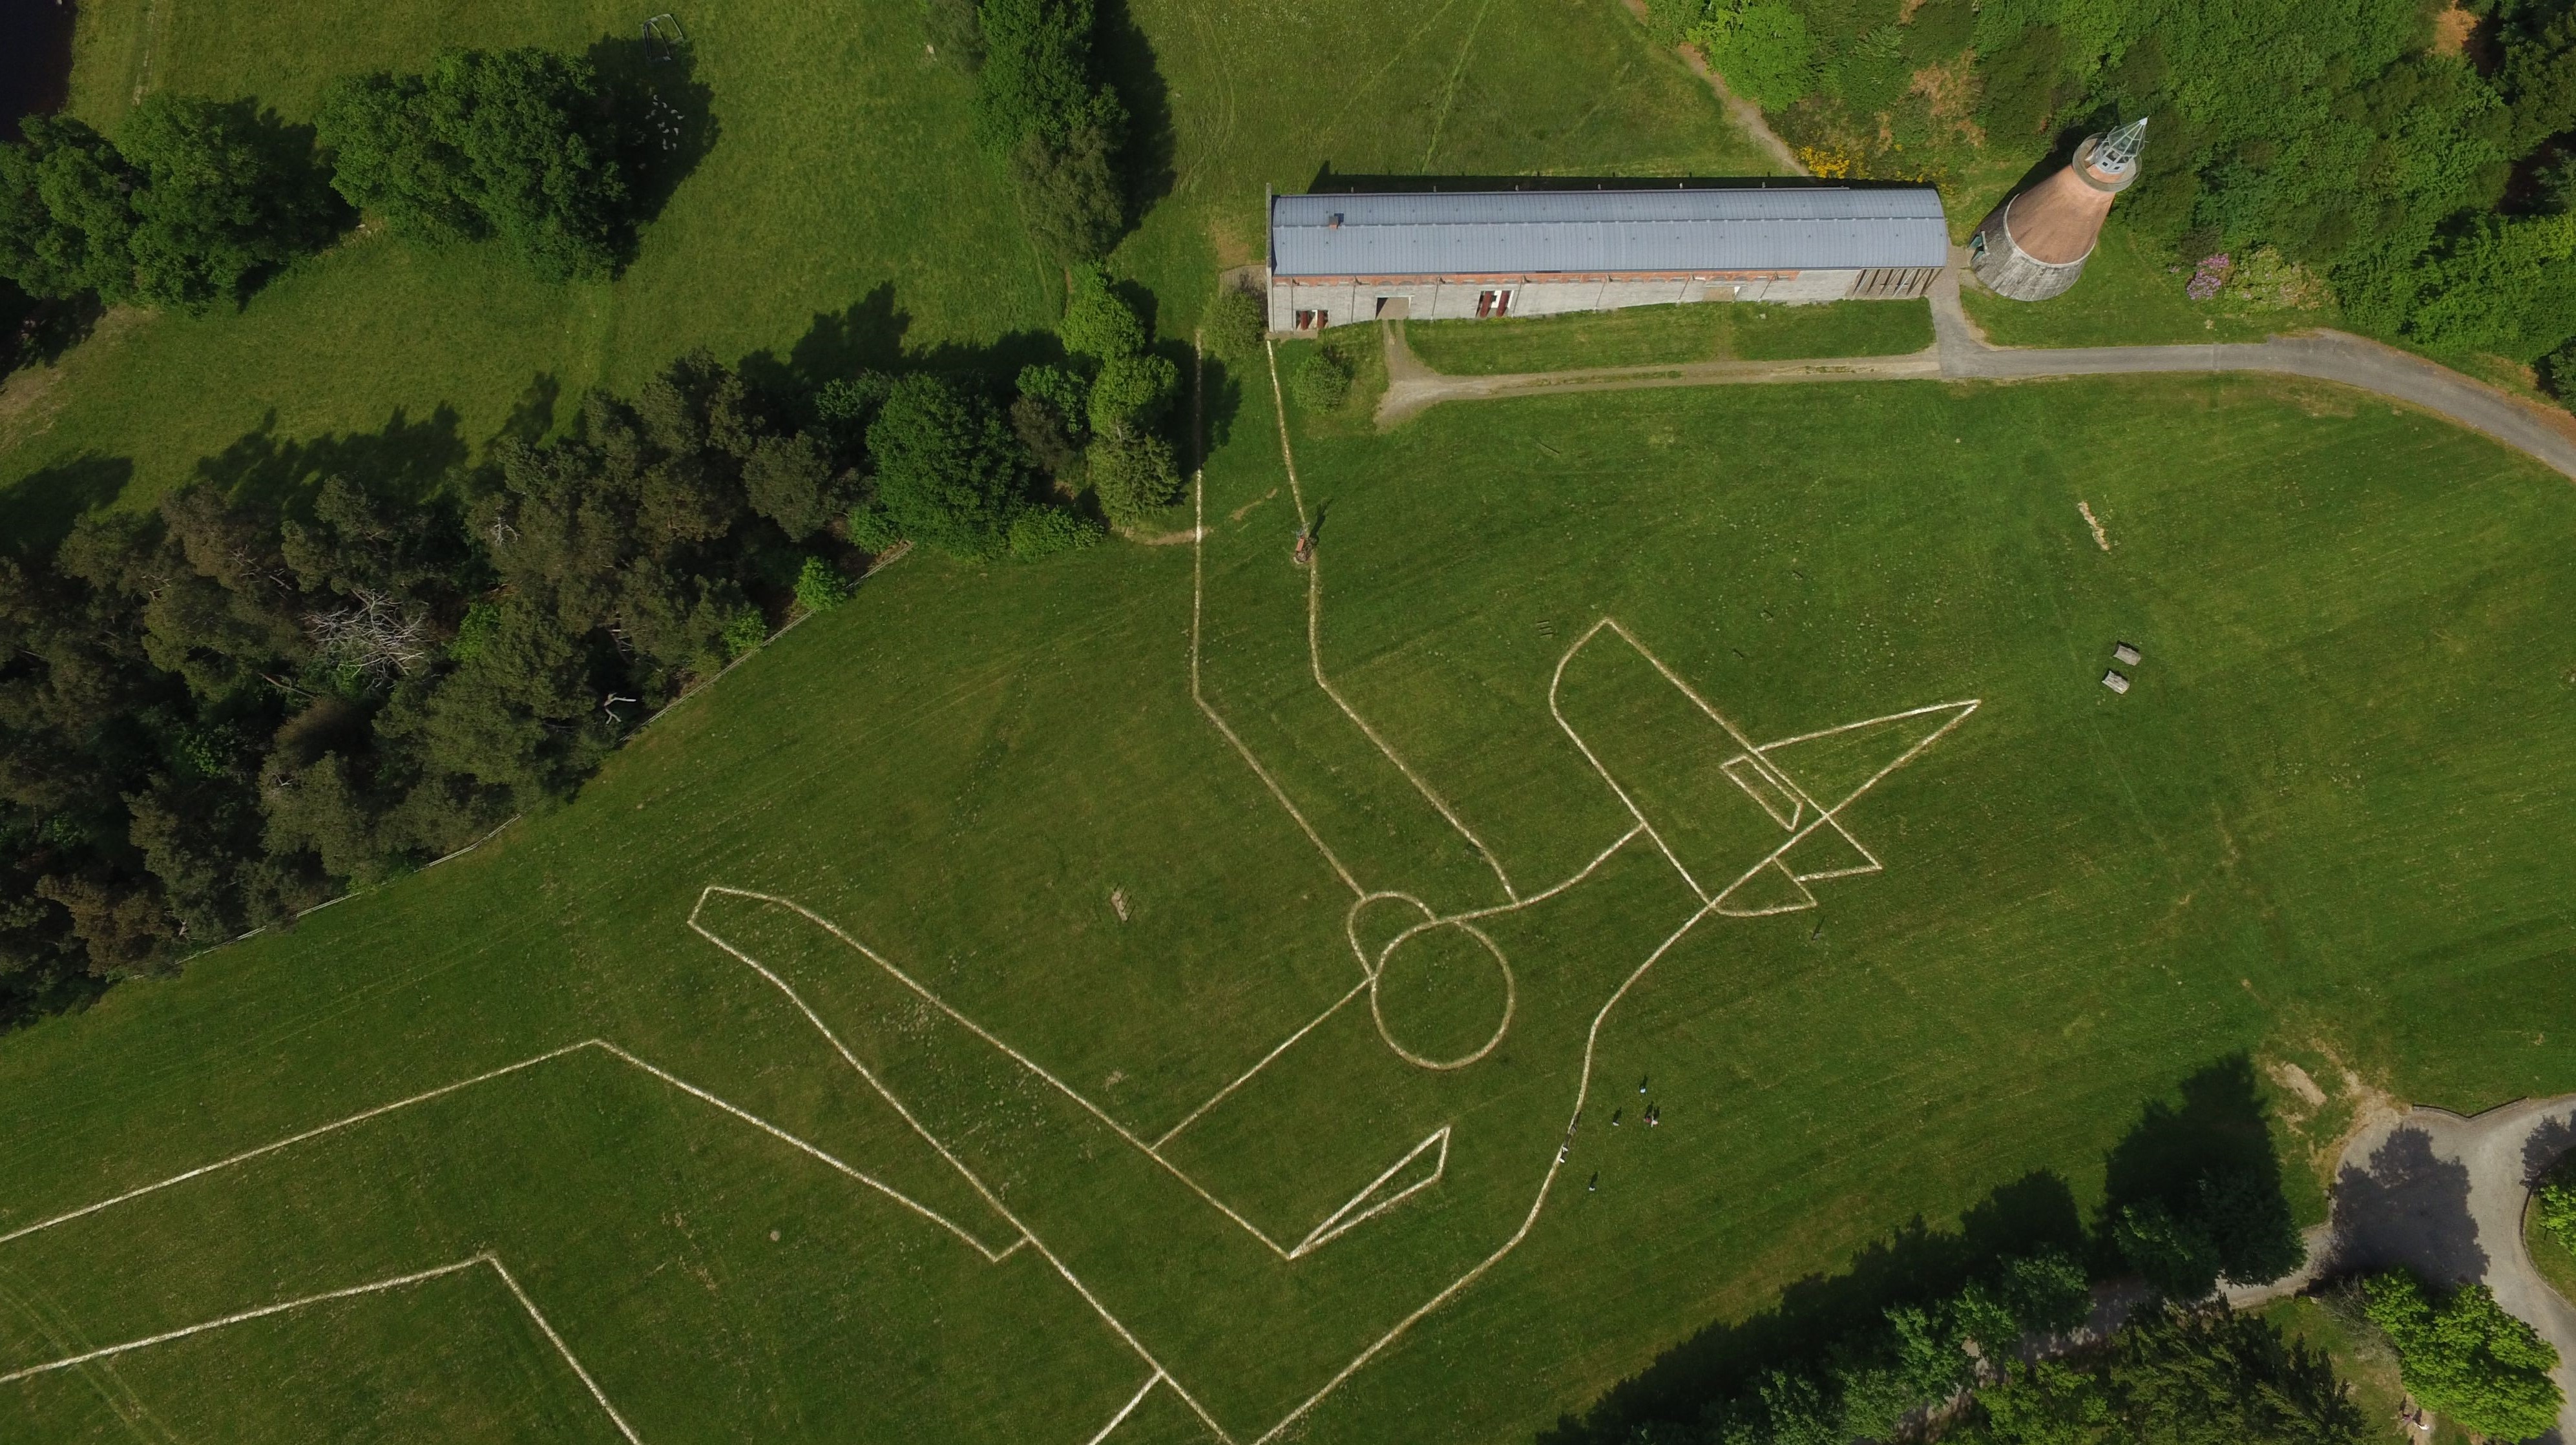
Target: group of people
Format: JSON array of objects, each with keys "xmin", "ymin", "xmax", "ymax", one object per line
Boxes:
[{"xmin": 1575, "ymin": 1076, "xmax": 1668, "ymax": 1192}]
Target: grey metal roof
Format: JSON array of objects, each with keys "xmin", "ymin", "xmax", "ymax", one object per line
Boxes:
[{"xmin": 1270, "ymin": 187, "xmax": 1950, "ymax": 277}]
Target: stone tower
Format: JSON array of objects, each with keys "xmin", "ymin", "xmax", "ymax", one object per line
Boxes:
[{"xmin": 1969, "ymin": 118, "xmax": 2147, "ymax": 302}]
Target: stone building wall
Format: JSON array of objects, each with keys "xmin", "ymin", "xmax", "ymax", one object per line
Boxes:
[{"xmin": 1265, "ymin": 268, "xmax": 1900, "ymax": 332}]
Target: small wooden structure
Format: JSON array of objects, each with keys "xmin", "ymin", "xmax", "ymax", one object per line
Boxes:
[
  {"xmin": 2113, "ymin": 641, "xmax": 2142, "ymax": 665},
  {"xmin": 2102, "ymin": 670, "xmax": 2131, "ymax": 694}
]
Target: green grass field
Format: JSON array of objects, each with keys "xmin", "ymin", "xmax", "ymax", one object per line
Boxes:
[
  {"xmin": 0, "ymin": 0, "xmax": 1775, "ymax": 537},
  {"xmin": 1403, "ymin": 299, "xmax": 1932, "ymax": 375},
  {"xmin": 3, "ymin": 355, "xmax": 2573, "ymax": 1441}
]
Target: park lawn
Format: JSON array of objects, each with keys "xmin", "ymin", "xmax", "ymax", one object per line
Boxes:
[
  {"xmin": 2533, "ymin": 1207, "xmax": 2576, "ymax": 1309},
  {"xmin": 5, "ymin": 0, "xmax": 1046, "ymax": 538},
  {"xmin": 1403, "ymin": 298, "xmax": 1933, "ymax": 375},
  {"xmin": 1962, "ymin": 220, "xmax": 2338, "ymax": 348},
  {"xmin": 0, "ymin": 0, "xmax": 1777, "ymax": 542},
  {"xmin": 3, "ymin": 364, "xmax": 2573, "ymax": 1442},
  {"xmin": 2262, "ymin": 1292, "xmax": 2475, "ymax": 1445}
]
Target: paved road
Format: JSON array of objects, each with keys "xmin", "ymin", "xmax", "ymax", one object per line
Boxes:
[
  {"xmin": 2325, "ymin": 1096, "xmax": 2576, "ymax": 1443},
  {"xmin": 1376, "ymin": 263, "xmax": 2576, "ymax": 483}
]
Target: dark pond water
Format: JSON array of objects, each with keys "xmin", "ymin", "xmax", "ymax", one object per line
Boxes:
[{"xmin": 1, "ymin": 0, "xmax": 77, "ymax": 140}]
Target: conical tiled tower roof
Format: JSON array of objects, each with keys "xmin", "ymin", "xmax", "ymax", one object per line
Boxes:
[{"xmin": 1970, "ymin": 120, "xmax": 2147, "ymax": 301}]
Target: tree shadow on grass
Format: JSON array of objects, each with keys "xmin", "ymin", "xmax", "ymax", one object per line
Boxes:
[
  {"xmin": 1094, "ymin": 0, "xmax": 1177, "ymax": 228},
  {"xmin": 1537, "ymin": 1172, "xmax": 2087, "ymax": 1445},
  {"xmin": 0, "ymin": 455, "xmax": 134, "ymax": 558},
  {"xmin": 2099, "ymin": 1054, "xmax": 2286, "ymax": 1212},
  {"xmin": 192, "ymin": 406, "xmax": 468, "ymax": 515},
  {"xmin": 738, "ymin": 285, "xmax": 915, "ymax": 405},
  {"xmin": 588, "ymin": 32, "xmax": 722, "ymax": 251},
  {"xmin": 1544, "ymin": 1057, "xmax": 2313, "ymax": 1444},
  {"xmin": 1, "ymin": 286, "xmax": 104, "ymax": 375},
  {"xmin": 493, "ymin": 373, "xmax": 562, "ymax": 448},
  {"xmin": 1197, "ymin": 353, "xmax": 1247, "ymax": 461},
  {"xmin": 742, "ymin": 282, "xmax": 1080, "ymax": 410}
]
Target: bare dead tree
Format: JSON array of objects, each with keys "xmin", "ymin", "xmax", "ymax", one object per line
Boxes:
[{"xmin": 306, "ymin": 588, "xmax": 432, "ymax": 686}]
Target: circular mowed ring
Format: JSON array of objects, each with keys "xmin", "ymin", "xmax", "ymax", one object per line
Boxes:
[{"xmin": 1369, "ymin": 919, "xmax": 1516, "ymax": 1070}]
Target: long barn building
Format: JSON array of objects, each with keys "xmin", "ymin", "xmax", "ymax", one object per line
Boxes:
[{"xmin": 1267, "ymin": 185, "xmax": 1951, "ymax": 332}]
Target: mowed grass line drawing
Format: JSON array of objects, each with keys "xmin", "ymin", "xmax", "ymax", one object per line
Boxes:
[
  {"xmin": 662, "ymin": 344, "xmax": 1985, "ymax": 1440},
  {"xmin": 0, "ymin": 345, "xmax": 1981, "ymax": 1445},
  {"xmin": 0, "ymin": 1256, "xmax": 644, "ymax": 1444},
  {"xmin": 10, "ymin": 359, "xmax": 2576, "ymax": 1444}
]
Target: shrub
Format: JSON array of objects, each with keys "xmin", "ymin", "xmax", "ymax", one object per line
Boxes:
[
  {"xmin": 319, "ymin": 47, "xmax": 629, "ymax": 280},
  {"xmin": 1087, "ymin": 426, "xmax": 1181, "ymax": 526},
  {"xmin": 719, "ymin": 607, "xmax": 767, "ymax": 658},
  {"xmin": 1016, "ymin": 362, "xmax": 1092, "ymax": 434},
  {"xmin": 976, "ymin": 0, "xmax": 1127, "ymax": 262},
  {"xmin": 1960, "ymin": 1304, "xmax": 2364, "ymax": 1445},
  {"xmin": 741, "ymin": 431, "xmax": 844, "ymax": 541},
  {"xmin": 1007, "ymin": 504, "xmax": 1104, "ymax": 559},
  {"xmin": 0, "ymin": 101, "xmax": 337, "ymax": 310},
  {"xmin": 792, "ymin": 556, "xmax": 851, "ymax": 614},
  {"xmin": 0, "ymin": 116, "xmax": 136, "ymax": 301},
  {"xmin": 863, "ymin": 374, "xmax": 1028, "ymax": 559},
  {"xmin": 2540, "ymin": 338, "xmax": 2576, "ymax": 411},
  {"xmin": 1010, "ymin": 124, "xmax": 1122, "ymax": 264},
  {"xmin": 846, "ymin": 502, "xmax": 903, "ymax": 553},
  {"xmin": 1639, "ymin": 0, "xmax": 1711, "ymax": 46},
  {"xmin": 447, "ymin": 601, "xmax": 503, "ymax": 663},
  {"xmin": 2539, "ymin": 1157, "xmax": 2576, "ymax": 1245},
  {"xmin": 1204, "ymin": 286, "xmax": 1264, "ymax": 360},
  {"xmin": 1291, "ymin": 345, "xmax": 1354, "ymax": 411},
  {"xmin": 1061, "ymin": 263, "xmax": 1147, "ymax": 359},
  {"xmin": 1009, "ymin": 393, "xmax": 1086, "ymax": 484},
  {"xmin": 814, "ymin": 371, "xmax": 896, "ymax": 459},
  {"xmin": 1688, "ymin": 3, "xmax": 1816, "ymax": 111},
  {"xmin": 2363, "ymin": 1272, "xmax": 2563, "ymax": 1442},
  {"xmin": 118, "ymin": 96, "xmax": 341, "ymax": 309},
  {"xmin": 1087, "ymin": 351, "xmax": 1177, "ymax": 432}
]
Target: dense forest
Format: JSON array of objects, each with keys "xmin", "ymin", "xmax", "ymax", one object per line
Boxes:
[
  {"xmin": 0, "ymin": 264, "xmax": 1188, "ymax": 1023},
  {"xmin": 0, "ymin": 28, "xmax": 1195, "ymax": 1026},
  {"xmin": 1653, "ymin": 0, "xmax": 2576, "ymax": 386},
  {"xmin": 0, "ymin": 0, "xmax": 1191, "ymax": 1026}
]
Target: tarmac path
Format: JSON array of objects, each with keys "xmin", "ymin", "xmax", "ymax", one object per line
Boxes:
[
  {"xmin": 1374, "ymin": 262, "xmax": 2576, "ymax": 483},
  {"xmin": 2320, "ymin": 1096, "xmax": 2576, "ymax": 1444}
]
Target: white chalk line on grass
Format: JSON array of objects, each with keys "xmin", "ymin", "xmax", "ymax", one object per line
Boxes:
[
  {"xmin": 1257, "ymin": 337, "xmax": 1521, "ymax": 906},
  {"xmin": 691, "ymin": 889, "xmax": 1296, "ymax": 1265},
  {"xmin": 0, "ymin": 1258, "xmax": 482, "ymax": 1386},
  {"xmin": 1197, "ymin": 380, "xmax": 1980, "ymax": 1439},
  {"xmin": 1291, "ymin": 1128, "xmax": 1450, "ymax": 1258},
  {"xmin": 1545, "ymin": 617, "xmax": 1980, "ymax": 918},
  {"xmin": 682, "ymin": 890, "xmax": 1237, "ymax": 1442},
  {"xmin": 0, "ymin": 1038, "xmax": 1011, "ymax": 1264},
  {"xmin": 2078, "ymin": 501, "xmax": 2111, "ymax": 551},
  {"xmin": 10, "ymin": 340, "xmax": 1982, "ymax": 1445},
  {"xmin": 0, "ymin": 1253, "xmax": 645, "ymax": 1444},
  {"xmin": 1151, "ymin": 976, "xmax": 1372, "ymax": 1150},
  {"xmin": 1249, "ymin": 884, "xmax": 1730, "ymax": 1445},
  {"xmin": 0, "ymin": 1265, "xmax": 182, "ymax": 1443},
  {"xmin": 1085, "ymin": 1371, "xmax": 1167, "ymax": 1445},
  {"xmin": 1154, "ymin": 818, "xmax": 1644, "ymax": 1154},
  {"xmin": 1191, "ymin": 461, "xmax": 1365, "ymax": 900},
  {"xmin": 487, "ymin": 1255, "xmax": 648, "ymax": 1443}
]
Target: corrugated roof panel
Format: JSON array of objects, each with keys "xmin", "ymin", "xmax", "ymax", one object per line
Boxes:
[{"xmin": 1270, "ymin": 188, "xmax": 1950, "ymax": 276}]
